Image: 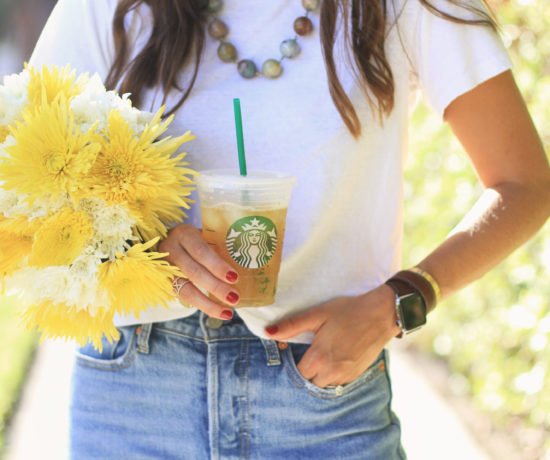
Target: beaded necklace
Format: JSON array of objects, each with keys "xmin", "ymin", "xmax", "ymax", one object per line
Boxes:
[{"xmin": 205, "ymin": 0, "xmax": 320, "ymax": 79}]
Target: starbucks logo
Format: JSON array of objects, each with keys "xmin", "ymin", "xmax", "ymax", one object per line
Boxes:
[{"xmin": 226, "ymin": 216, "xmax": 278, "ymax": 269}]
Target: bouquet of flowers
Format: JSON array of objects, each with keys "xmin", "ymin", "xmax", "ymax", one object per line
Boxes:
[{"xmin": 0, "ymin": 64, "xmax": 196, "ymax": 349}]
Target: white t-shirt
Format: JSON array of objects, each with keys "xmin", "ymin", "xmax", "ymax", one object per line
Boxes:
[{"xmin": 29, "ymin": 0, "xmax": 511, "ymax": 344}]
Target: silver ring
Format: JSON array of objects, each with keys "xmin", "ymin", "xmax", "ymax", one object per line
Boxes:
[{"xmin": 172, "ymin": 277, "xmax": 191, "ymax": 296}]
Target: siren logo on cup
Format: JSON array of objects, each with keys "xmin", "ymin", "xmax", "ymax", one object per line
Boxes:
[{"xmin": 226, "ymin": 216, "xmax": 278, "ymax": 269}]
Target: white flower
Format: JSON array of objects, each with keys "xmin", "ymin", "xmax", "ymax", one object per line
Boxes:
[
  {"xmin": 5, "ymin": 265, "xmax": 110, "ymax": 312},
  {"xmin": 70, "ymin": 73, "xmax": 154, "ymax": 133},
  {"xmin": 77, "ymin": 197, "xmax": 137, "ymax": 260},
  {"xmin": 0, "ymin": 69, "xmax": 30, "ymax": 127},
  {"xmin": 0, "ymin": 189, "xmax": 19, "ymax": 215},
  {"xmin": 1, "ymin": 192, "xmax": 69, "ymax": 220}
]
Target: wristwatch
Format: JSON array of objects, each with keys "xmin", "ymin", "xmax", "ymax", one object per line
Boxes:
[{"xmin": 385, "ymin": 279, "xmax": 427, "ymax": 337}]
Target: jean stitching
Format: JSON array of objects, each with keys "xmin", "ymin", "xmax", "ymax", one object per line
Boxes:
[
  {"xmin": 75, "ymin": 327, "xmax": 138, "ymax": 371},
  {"xmin": 383, "ymin": 349, "xmax": 394, "ymax": 420},
  {"xmin": 384, "ymin": 349, "xmax": 407, "ymax": 459},
  {"xmin": 208, "ymin": 343, "xmax": 219, "ymax": 460},
  {"xmin": 75, "ymin": 352, "xmax": 136, "ymax": 371},
  {"xmin": 283, "ymin": 348, "xmax": 343, "ymax": 400},
  {"xmin": 283, "ymin": 345, "xmax": 386, "ymax": 400},
  {"xmin": 136, "ymin": 322, "xmax": 152, "ymax": 354},
  {"xmin": 241, "ymin": 340, "xmax": 250, "ymax": 460},
  {"xmin": 154, "ymin": 326, "xmax": 257, "ymax": 343}
]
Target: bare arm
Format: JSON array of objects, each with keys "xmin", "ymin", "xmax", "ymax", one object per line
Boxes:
[
  {"xmin": 265, "ymin": 70, "xmax": 550, "ymax": 389},
  {"xmin": 417, "ymin": 70, "xmax": 550, "ymax": 301}
]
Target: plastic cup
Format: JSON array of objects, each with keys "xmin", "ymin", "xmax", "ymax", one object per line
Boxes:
[{"xmin": 196, "ymin": 169, "xmax": 296, "ymax": 307}]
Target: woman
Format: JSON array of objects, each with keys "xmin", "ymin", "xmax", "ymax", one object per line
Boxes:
[{"xmin": 29, "ymin": 0, "xmax": 550, "ymax": 458}]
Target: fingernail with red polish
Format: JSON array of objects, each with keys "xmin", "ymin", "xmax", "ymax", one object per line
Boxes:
[
  {"xmin": 265, "ymin": 325, "xmax": 279, "ymax": 335},
  {"xmin": 221, "ymin": 310, "xmax": 233, "ymax": 320},
  {"xmin": 226, "ymin": 292, "xmax": 239, "ymax": 304},
  {"xmin": 226, "ymin": 271, "xmax": 239, "ymax": 282}
]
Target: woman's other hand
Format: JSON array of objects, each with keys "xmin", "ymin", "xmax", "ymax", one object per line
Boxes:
[
  {"xmin": 158, "ymin": 223, "xmax": 240, "ymax": 320},
  {"xmin": 264, "ymin": 285, "xmax": 400, "ymax": 388}
]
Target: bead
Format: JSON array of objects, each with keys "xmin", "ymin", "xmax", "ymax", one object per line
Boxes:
[
  {"xmin": 302, "ymin": 0, "xmax": 320, "ymax": 11},
  {"xmin": 207, "ymin": 0, "xmax": 223, "ymax": 14},
  {"xmin": 262, "ymin": 59, "xmax": 283, "ymax": 78},
  {"xmin": 217, "ymin": 42, "xmax": 237, "ymax": 62},
  {"xmin": 293, "ymin": 16, "xmax": 314, "ymax": 36},
  {"xmin": 208, "ymin": 18, "xmax": 228, "ymax": 39},
  {"xmin": 280, "ymin": 39, "xmax": 301, "ymax": 58},
  {"xmin": 238, "ymin": 59, "xmax": 257, "ymax": 79}
]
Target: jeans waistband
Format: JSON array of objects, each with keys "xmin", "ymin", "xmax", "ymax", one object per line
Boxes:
[{"xmin": 135, "ymin": 310, "xmax": 283, "ymax": 366}]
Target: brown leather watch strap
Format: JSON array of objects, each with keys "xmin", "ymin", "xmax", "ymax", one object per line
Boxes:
[
  {"xmin": 385, "ymin": 279, "xmax": 418, "ymax": 339},
  {"xmin": 387, "ymin": 269, "xmax": 437, "ymax": 313}
]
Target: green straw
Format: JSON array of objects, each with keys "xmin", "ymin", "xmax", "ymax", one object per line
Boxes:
[{"xmin": 233, "ymin": 98, "xmax": 247, "ymax": 176}]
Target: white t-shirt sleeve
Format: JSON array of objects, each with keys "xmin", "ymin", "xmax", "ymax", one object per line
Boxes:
[
  {"xmin": 406, "ymin": 0, "xmax": 512, "ymax": 118},
  {"xmin": 28, "ymin": 0, "xmax": 117, "ymax": 81}
]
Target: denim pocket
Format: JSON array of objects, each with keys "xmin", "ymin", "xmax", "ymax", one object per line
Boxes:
[
  {"xmin": 283, "ymin": 343, "xmax": 388, "ymax": 399},
  {"xmin": 75, "ymin": 325, "xmax": 138, "ymax": 371}
]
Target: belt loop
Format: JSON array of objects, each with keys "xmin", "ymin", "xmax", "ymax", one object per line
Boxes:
[
  {"xmin": 136, "ymin": 322, "xmax": 153, "ymax": 354},
  {"xmin": 260, "ymin": 338, "xmax": 281, "ymax": 366}
]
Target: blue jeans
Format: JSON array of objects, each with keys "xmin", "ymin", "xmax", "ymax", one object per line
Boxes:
[{"xmin": 70, "ymin": 310, "xmax": 407, "ymax": 459}]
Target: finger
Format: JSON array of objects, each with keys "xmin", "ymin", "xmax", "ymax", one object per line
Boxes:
[
  {"xmin": 298, "ymin": 364, "xmax": 317, "ymax": 382},
  {"xmin": 175, "ymin": 278, "xmax": 234, "ymax": 320},
  {"xmin": 167, "ymin": 243, "xmax": 240, "ymax": 306},
  {"xmin": 296, "ymin": 346, "xmax": 321, "ymax": 380},
  {"xmin": 314, "ymin": 364, "xmax": 351, "ymax": 388},
  {"xmin": 265, "ymin": 307, "xmax": 326, "ymax": 340},
  {"xmin": 311, "ymin": 374, "xmax": 337, "ymax": 389},
  {"xmin": 177, "ymin": 225, "xmax": 239, "ymax": 284}
]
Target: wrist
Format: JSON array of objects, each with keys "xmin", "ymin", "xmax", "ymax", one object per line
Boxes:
[
  {"xmin": 384, "ymin": 272, "xmax": 430, "ymax": 337},
  {"xmin": 386, "ymin": 267, "xmax": 440, "ymax": 314},
  {"xmin": 377, "ymin": 284, "xmax": 403, "ymax": 340}
]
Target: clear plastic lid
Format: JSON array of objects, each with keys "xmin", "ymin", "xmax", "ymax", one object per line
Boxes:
[
  {"xmin": 196, "ymin": 169, "xmax": 296, "ymax": 191},
  {"xmin": 196, "ymin": 169, "xmax": 296, "ymax": 208}
]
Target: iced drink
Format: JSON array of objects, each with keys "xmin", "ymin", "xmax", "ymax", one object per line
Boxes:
[{"xmin": 196, "ymin": 170, "xmax": 295, "ymax": 307}]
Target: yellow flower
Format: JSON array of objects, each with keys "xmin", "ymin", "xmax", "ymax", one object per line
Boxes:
[
  {"xmin": 0, "ymin": 216, "xmax": 40, "ymax": 276},
  {"xmin": 0, "ymin": 97, "xmax": 101, "ymax": 202},
  {"xmin": 0, "ymin": 125, "xmax": 9, "ymax": 144},
  {"xmin": 89, "ymin": 108, "xmax": 196, "ymax": 240},
  {"xmin": 29, "ymin": 208, "xmax": 93, "ymax": 267},
  {"xmin": 20, "ymin": 301, "xmax": 118, "ymax": 351},
  {"xmin": 26, "ymin": 64, "xmax": 85, "ymax": 109},
  {"xmin": 98, "ymin": 237, "xmax": 183, "ymax": 315},
  {"xmin": 0, "ymin": 232, "xmax": 33, "ymax": 276},
  {"xmin": 0, "ymin": 215, "xmax": 42, "ymax": 236}
]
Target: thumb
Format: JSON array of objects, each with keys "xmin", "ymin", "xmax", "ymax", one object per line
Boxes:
[{"xmin": 264, "ymin": 307, "xmax": 326, "ymax": 340}]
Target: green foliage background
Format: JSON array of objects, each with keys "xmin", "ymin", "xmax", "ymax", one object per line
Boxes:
[{"xmin": 405, "ymin": 0, "xmax": 550, "ymax": 454}]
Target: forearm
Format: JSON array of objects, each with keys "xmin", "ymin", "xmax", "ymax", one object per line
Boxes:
[{"xmin": 416, "ymin": 181, "xmax": 550, "ymax": 302}]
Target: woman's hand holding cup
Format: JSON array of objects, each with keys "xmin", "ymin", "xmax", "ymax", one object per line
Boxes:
[{"xmin": 159, "ymin": 223, "xmax": 240, "ymax": 320}]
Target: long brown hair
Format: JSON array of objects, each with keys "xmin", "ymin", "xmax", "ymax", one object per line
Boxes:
[{"xmin": 105, "ymin": 0, "xmax": 496, "ymax": 138}]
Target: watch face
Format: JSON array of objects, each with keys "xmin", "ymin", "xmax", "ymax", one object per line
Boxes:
[{"xmin": 399, "ymin": 292, "xmax": 427, "ymax": 330}]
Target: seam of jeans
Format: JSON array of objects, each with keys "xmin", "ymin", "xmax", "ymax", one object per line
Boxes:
[
  {"xmin": 153, "ymin": 326, "xmax": 258, "ymax": 343},
  {"xmin": 259, "ymin": 338, "xmax": 282, "ymax": 366},
  {"xmin": 239, "ymin": 339, "xmax": 251, "ymax": 460},
  {"xmin": 75, "ymin": 351, "xmax": 137, "ymax": 371},
  {"xmin": 207, "ymin": 342, "xmax": 219, "ymax": 460},
  {"xmin": 283, "ymin": 349, "xmax": 343, "ymax": 400},
  {"xmin": 136, "ymin": 322, "xmax": 152, "ymax": 354},
  {"xmin": 383, "ymin": 349, "xmax": 394, "ymax": 421},
  {"xmin": 75, "ymin": 327, "xmax": 138, "ymax": 371},
  {"xmin": 283, "ymin": 345, "xmax": 386, "ymax": 400},
  {"xmin": 385, "ymin": 349, "xmax": 407, "ymax": 459}
]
